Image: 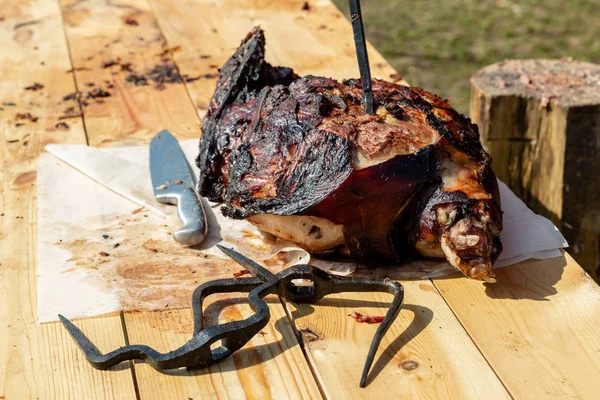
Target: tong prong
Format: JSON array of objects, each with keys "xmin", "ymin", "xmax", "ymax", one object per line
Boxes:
[
  {"xmin": 359, "ymin": 281, "xmax": 403, "ymax": 387},
  {"xmin": 59, "ymin": 263, "xmax": 276, "ymax": 372},
  {"xmin": 58, "ymin": 276, "xmax": 272, "ymax": 371},
  {"xmin": 60, "ymin": 249, "xmax": 404, "ymax": 387},
  {"xmin": 59, "ymin": 314, "xmax": 205, "ymax": 370},
  {"xmin": 217, "ymin": 245, "xmax": 276, "ymax": 283},
  {"xmin": 324, "ymin": 276, "xmax": 404, "ymax": 387}
]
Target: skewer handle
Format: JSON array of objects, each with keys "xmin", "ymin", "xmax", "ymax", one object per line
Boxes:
[{"xmin": 349, "ymin": 0, "xmax": 374, "ymax": 114}]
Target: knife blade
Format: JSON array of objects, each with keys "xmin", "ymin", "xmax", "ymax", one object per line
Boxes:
[{"xmin": 150, "ymin": 129, "xmax": 208, "ymax": 246}]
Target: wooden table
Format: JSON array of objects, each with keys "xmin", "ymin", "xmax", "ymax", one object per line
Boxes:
[{"xmin": 1, "ymin": 1, "xmax": 599, "ymax": 398}]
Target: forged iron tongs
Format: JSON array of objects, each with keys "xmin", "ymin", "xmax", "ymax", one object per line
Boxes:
[{"xmin": 59, "ymin": 246, "xmax": 404, "ymax": 387}]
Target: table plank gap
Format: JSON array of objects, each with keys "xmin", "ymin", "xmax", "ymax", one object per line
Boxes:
[
  {"xmin": 56, "ymin": 0, "xmax": 90, "ymax": 145},
  {"xmin": 124, "ymin": 296, "xmax": 322, "ymax": 400},
  {"xmin": 145, "ymin": 0, "xmax": 203, "ymax": 128},
  {"xmin": 6, "ymin": 1, "xmax": 599, "ymax": 399},
  {"xmin": 282, "ymin": 282, "xmax": 511, "ymax": 399},
  {"xmin": 279, "ymin": 297, "xmax": 330, "ymax": 400},
  {"xmin": 149, "ymin": 0, "xmax": 406, "ymax": 121},
  {"xmin": 141, "ymin": 1, "xmax": 325, "ymax": 398},
  {"xmin": 427, "ymin": 277, "xmax": 515, "ymax": 399},
  {"xmin": 59, "ymin": 0, "xmax": 201, "ymax": 146},
  {"xmin": 147, "ymin": 1, "xmax": 508, "ymax": 398},
  {"xmin": 120, "ymin": 311, "xmax": 143, "ymax": 400},
  {"xmin": 0, "ymin": 0, "xmax": 137, "ymax": 398},
  {"xmin": 56, "ymin": 0, "xmax": 321, "ymax": 398}
]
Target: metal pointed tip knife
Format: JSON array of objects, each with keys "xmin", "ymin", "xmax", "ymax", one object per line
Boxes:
[{"xmin": 150, "ymin": 129, "xmax": 208, "ymax": 246}]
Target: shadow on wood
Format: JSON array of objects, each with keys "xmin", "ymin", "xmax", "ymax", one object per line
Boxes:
[
  {"xmin": 141, "ymin": 315, "xmax": 297, "ymax": 376},
  {"xmin": 483, "ymin": 255, "xmax": 566, "ymax": 301},
  {"xmin": 290, "ymin": 297, "xmax": 433, "ymax": 387},
  {"xmin": 364, "ymin": 304, "xmax": 433, "ymax": 386}
]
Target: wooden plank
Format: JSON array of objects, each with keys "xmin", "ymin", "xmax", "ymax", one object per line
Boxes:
[
  {"xmin": 0, "ymin": 1, "xmax": 136, "ymax": 398},
  {"xmin": 285, "ymin": 281, "xmax": 510, "ymax": 399},
  {"xmin": 226, "ymin": 3, "xmax": 600, "ymax": 397},
  {"xmin": 149, "ymin": 0, "xmax": 402, "ymax": 117},
  {"xmin": 53, "ymin": 2, "xmax": 600, "ymax": 400},
  {"xmin": 59, "ymin": 0, "xmax": 322, "ymax": 398},
  {"xmin": 125, "ymin": 297, "xmax": 322, "ymax": 400},
  {"xmin": 432, "ymin": 253, "xmax": 600, "ymax": 399},
  {"xmin": 60, "ymin": 0, "xmax": 201, "ymax": 146},
  {"xmin": 149, "ymin": 0, "xmax": 508, "ymax": 397}
]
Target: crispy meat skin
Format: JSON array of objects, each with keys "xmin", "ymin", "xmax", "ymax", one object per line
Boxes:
[{"xmin": 196, "ymin": 28, "xmax": 503, "ymax": 281}]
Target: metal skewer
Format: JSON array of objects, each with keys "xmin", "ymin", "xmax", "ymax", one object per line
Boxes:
[{"xmin": 348, "ymin": 0, "xmax": 374, "ymax": 114}]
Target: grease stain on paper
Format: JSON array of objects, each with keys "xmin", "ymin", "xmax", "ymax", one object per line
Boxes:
[{"xmin": 55, "ymin": 212, "xmax": 301, "ymax": 312}]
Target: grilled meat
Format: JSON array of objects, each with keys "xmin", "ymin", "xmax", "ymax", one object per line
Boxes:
[{"xmin": 197, "ymin": 28, "xmax": 502, "ymax": 282}]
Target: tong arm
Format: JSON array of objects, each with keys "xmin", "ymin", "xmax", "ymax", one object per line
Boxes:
[{"xmin": 272, "ymin": 265, "xmax": 404, "ymax": 387}]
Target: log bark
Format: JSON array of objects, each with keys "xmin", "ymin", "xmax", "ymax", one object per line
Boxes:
[{"xmin": 470, "ymin": 59, "xmax": 600, "ymax": 279}]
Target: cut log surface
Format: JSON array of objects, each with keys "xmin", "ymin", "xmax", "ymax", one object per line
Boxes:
[
  {"xmin": 472, "ymin": 59, "xmax": 600, "ymax": 108},
  {"xmin": 471, "ymin": 59, "xmax": 600, "ymax": 278}
]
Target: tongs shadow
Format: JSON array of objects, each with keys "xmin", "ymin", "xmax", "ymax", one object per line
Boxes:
[{"xmin": 59, "ymin": 245, "xmax": 404, "ymax": 387}]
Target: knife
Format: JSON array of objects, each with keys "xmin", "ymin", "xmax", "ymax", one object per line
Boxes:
[{"xmin": 150, "ymin": 129, "xmax": 208, "ymax": 246}]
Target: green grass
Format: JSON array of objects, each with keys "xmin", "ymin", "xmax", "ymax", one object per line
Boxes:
[{"xmin": 333, "ymin": 0, "xmax": 600, "ymax": 113}]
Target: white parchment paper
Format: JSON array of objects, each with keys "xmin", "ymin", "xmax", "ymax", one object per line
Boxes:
[{"xmin": 36, "ymin": 140, "xmax": 567, "ymax": 322}]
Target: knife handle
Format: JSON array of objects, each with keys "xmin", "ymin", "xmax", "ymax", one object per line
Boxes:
[{"xmin": 156, "ymin": 186, "xmax": 208, "ymax": 246}]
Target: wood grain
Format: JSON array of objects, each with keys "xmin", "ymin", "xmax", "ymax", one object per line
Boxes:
[
  {"xmin": 149, "ymin": 0, "xmax": 403, "ymax": 117},
  {"xmin": 0, "ymin": 0, "xmax": 136, "ymax": 398},
  {"xmin": 148, "ymin": 2, "xmax": 502, "ymax": 398},
  {"xmin": 285, "ymin": 280, "xmax": 510, "ymax": 399},
  {"xmin": 59, "ymin": 0, "xmax": 201, "ymax": 146},
  {"xmin": 125, "ymin": 297, "xmax": 322, "ymax": 400},
  {"xmin": 5, "ymin": 1, "xmax": 600, "ymax": 399},
  {"xmin": 58, "ymin": 0, "xmax": 322, "ymax": 397},
  {"xmin": 470, "ymin": 85, "xmax": 567, "ymax": 224},
  {"xmin": 433, "ymin": 253, "xmax": 600, "ymax": 399}
]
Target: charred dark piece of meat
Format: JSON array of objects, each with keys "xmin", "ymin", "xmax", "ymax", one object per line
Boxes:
[{"xmin": 197, "ymin": 28, "xmax": 503, "ymax": 282}]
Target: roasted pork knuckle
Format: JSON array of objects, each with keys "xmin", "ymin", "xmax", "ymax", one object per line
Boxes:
[{"xmin": 197, "ymin": 28, "xmax": 502, "ymax": 282}]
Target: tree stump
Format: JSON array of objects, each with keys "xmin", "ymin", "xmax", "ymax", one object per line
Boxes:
[{"xmin": 470, "ymin": 59, "xmax": 600, "ymax": 279}]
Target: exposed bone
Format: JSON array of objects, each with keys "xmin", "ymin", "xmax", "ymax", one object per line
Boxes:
[
  {"xmin": 436, "ymin": 207, "xmax": 457, "ymax": 226},
  {"xmin": 452, "ymin": 234, "xmax": 481, "ymax": 249},
  {"xmin": 440, "ymin": 233, "xmax": 462, "ymax": 271},
  {"xmin": 196, "ymin": 28, "xmax": 503, "ymax": 280},
  {"xmin": 440, "ymin": 218, "xmax": 495, "ymax": 282}
]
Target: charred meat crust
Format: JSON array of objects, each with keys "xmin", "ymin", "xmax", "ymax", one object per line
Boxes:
[
  {"xmin": 221, "ymin": 84, "xmax": 354, "ymax": 217},
  {"xmin": 197, "ymin": 27, "xmax": 299, "ymax": 202}
]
